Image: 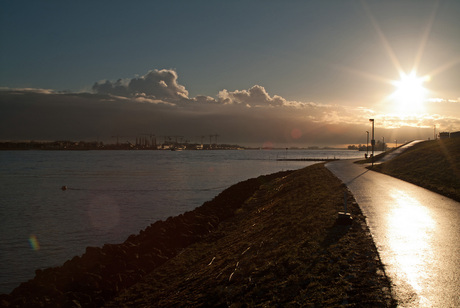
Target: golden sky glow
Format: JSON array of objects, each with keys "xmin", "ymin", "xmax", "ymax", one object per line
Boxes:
[{"xmin": 349, "ymin": 0, "xmax": 460, "ymax": 135}]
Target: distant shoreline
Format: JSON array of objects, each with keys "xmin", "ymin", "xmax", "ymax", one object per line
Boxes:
[{"xmin": 0, "ymin": 140, "xmax": 351, "ymax": 151}]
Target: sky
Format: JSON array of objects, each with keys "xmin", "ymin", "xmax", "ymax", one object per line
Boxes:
[{"xmin": 1, "ymin": 0, "xmax": 459, "ymax": 147}]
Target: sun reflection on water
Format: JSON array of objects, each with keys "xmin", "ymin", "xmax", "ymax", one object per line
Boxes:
[{"xmin": 387, "ymin": 190, "xmax": 435, "ymax": 293}]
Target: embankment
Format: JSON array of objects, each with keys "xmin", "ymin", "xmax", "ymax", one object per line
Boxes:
[
  {"xmin": 372, "ymin": 138, "xmax": 460, "ymax": 202},
  {"xmin": 1, "ymin": 164, "xmax": 394, "ymax": 307}
]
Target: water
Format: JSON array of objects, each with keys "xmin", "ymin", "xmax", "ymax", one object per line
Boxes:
[{"xmin": 0, "ymin": 149, "xmax": 365, "ymax": 293}]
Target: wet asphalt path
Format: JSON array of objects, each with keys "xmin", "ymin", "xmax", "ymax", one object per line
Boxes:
[{"xmin": 326, "ymin": 160, "xmax": 460, "ymax": 307}]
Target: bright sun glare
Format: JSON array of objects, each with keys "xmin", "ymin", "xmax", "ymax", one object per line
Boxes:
[{"xmin": 390, "ymin": 71, "xmax": 430, "ymax": 114}]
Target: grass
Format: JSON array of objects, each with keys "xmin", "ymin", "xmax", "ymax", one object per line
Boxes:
[
  {"xmin": 371, "ymin": 138, "xmax": 460, "ymax": 202},
  {"xmin": 108, "ymin": 164, "xmax": 394, "ymax": 307}
]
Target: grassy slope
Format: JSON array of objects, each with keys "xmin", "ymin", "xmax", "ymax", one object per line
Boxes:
[
  {"xmin": 109, "ymin": 164, "xmax": 394, "ymax": 307},
  {"xmin": 372, "ymin": 138, "xmax": 460, "ymax": 202}
]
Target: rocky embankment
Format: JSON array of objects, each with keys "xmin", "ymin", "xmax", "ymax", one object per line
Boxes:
[{"xmin": 0, "ymin": 171, "xmax": 288, "ymax": 307}]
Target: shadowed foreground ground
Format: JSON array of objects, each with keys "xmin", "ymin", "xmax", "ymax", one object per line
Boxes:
[
  {"xmin": 109, "ymin": 163, "xmax": 394, "ymax": 307},
  {"xmin": 1, "ymin": 163, "xmax": 394, "ymax": 307}
]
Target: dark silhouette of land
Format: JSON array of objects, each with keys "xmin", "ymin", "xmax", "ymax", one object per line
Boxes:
[{"xmin": 0, "ymin": 140, "xmax": 244, "ymax": 151}]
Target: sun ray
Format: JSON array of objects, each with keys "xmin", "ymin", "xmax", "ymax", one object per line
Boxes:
[
  {"xmin": 427, "ymin": 56, "xmax": 460, "ymax": 79},
  {"xmin": 333, "ymin": 63, "xmax": 392, "ymax": 85},
  {"xmin": 413, "ymin": 0, "xmax": 439, "ymax": 72},
  {"xmin": 360, "ymin": 0, "xmax": 404, "ymax": 75}
]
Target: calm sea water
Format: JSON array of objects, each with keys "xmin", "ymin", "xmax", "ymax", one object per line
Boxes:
[{"xmin": 0, "ymin": 149, "xmax": 366, "ymax": 293}]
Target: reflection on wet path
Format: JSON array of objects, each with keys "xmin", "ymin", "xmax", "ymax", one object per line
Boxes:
[
  {"xmin": 326, "ymin": 160, "xmax": 460, "ymax": 308},
  {"xmin": 387, "ymin": 190, "xmax": 435, "ymax": 305}
]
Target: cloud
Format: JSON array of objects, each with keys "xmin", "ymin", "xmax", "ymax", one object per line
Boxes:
[
  {"xmin": 92, "ymin": 70, "xmax": 317, "ymax": 110},
  {"xmin": 190, "ymin": 95, "xmax": 218, "ymax": 104},
  {"xmin": 378, "ymin": 113, "xmax": 460, "ymax": 131},
  {"xmin": 427, "ymin": 97, "xmax": 460, "ymax": 104},
  {"xmin": 217, "ymin": 85, "xmax": 286, "ymax": 107},
  {"xmin": 2, "ymin": 69, "xmax": 459, "ymax": 147},
  {"xmin": 131, "ymin": 93, "xmax": 175, "ymax": 105},
  {"xmin": 92, "ymin": 69, "xmax": 189, "ymax": 102},
  {"xmin": 92, "ymin": 79, "xmax": 130, "ymax": 97},
  {"xmin": 0, "ymin": 87, "xmax": 56, "ymax": 95},
  {"xmin": 0, "ymin": 87, "xmax": 345, "ymax": 145}
]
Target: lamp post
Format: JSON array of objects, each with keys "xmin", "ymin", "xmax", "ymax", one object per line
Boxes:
[
  {"xmin": 395, "ymin": 140, "xmax": 397, "ymax": 148},
  {"xmin": 366, "ymin": 131, "xmax": 369, "ymax": 157},
  {"xmin": 369, "ymin": 119, "xmax": 375, "ymax": 167},
  {"xmin": 382, "ymin": 136, "xmax": 385, "ymax": 151}
]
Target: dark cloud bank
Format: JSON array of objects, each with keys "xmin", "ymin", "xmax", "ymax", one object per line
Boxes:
[{"xmin": 0, "ymin": 69, "xmax": 437, "ymax": 147}]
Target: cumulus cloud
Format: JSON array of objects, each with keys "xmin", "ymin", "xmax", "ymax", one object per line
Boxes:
[
  {"xmin": 190, "ymin": 95, "xmax": 218, "ymax": 104},
  {"xmin": 91, "ymin": 69, "xmax": 322, "ymax": 110},
  {"xmin": 131, "ymin": 93, "xmax": 175, "ymax": 105},
  {"xmin": 217, "ymin": 85, "xmax": 287, "ymax": 107},
  {"xmin": 92, "ymin": 71, "xmax": 297, "ymax": 109},
  {"xmin": 92, "ymin": 69, "xmax": 189, "ymax": 102},
  {"xmin": 92, "ymin": 79, "xmax": 130, "ymax": 97}
]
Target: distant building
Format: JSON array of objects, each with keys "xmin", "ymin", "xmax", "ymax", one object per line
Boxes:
[
  {"xmin": 439, "ymin": 132, "xmax": 450, "ymax": 139},
  {"xmin": 438, "ymin": 131, "xmax": 460, "ymax": 139}
]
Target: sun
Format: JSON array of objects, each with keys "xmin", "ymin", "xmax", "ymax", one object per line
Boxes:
[{"xmin": 390, "ymin": 70, "xmax": 430, "ymax": 114}]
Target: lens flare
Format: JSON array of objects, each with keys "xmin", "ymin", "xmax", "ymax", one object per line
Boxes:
[
  {"xmin": 290, "ymin": 128, "xmax": 302, "ymax": 139},
  {"xmin": 262, "ymin": 141, "xmax": 274, "ymax": 149},
  {"xmin": 28, "ymin": 234, "xmax": 40, "ymax": 251}
]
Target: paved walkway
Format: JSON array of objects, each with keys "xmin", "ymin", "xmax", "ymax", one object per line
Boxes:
[
  {"xmin": 326, "ymin": 160, "xmax": 460, "ymax": 307},
  {"xmin": 377, "ymin": 140, "xmax": 425, "ymax": 163}
]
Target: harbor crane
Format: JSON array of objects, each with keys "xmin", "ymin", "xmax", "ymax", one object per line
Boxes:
[
  {"xmin": 111, "ymin": 135, "xmax": 132, "ymax": 145},
  {"xmin": 170, "ymin": 136, "xmax": 183, "ymax": 144},
  {"xmin": 209, "ymin": 134, "xmax": 220, "ymax": 144},
  {"xmin": 208, "ymin": 134, "xmax": 220, "ymax": 149},
  {"xmin": 195, "ymin": 136, "xmax": 207, "ymax": 146},
  {"xmin": 139, "ymin": 133, "xmax": 156, "ymax": 148}
]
